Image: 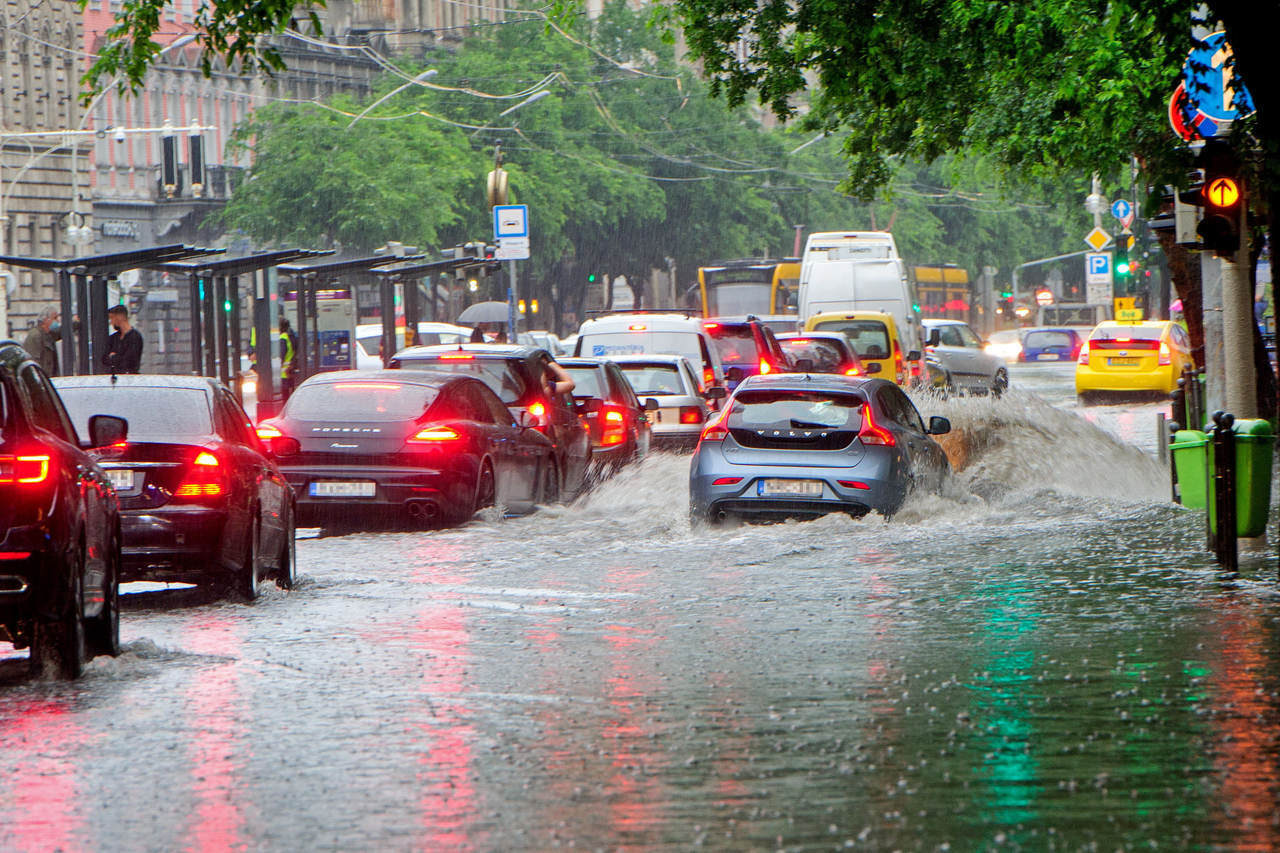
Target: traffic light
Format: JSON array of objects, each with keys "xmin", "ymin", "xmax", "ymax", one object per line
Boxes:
[
  {"xmin": 1195, "ymin": 140, "xmax": 1243, "ymax": 257},
  {"xmin": 587, "ymin": 273, "xmax": 597, "ymax": 283},
  {"xmin": 1114, "ymin": 242, "xmax": 1132, "ymax": 293}
]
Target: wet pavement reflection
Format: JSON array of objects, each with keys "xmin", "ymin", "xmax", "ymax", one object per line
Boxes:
[{"xmin": 3, "ymin": 364, "xmax": 1280, "ymax": 849}]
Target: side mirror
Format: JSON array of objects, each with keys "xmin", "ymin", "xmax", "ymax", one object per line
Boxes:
[
  {"xmin": 864, "ymin": 362, "xmax": 882, "ymax": 374},
  {"xmin": 906, "ymin": 350, "xmax": 922, "ymax": 362},
  {"xmin": 927, "ymin": 415, "xmax": 951, "ymax": 436},
  {"xmin": 794, "ymin": 358, "xmax": 815, "ymax": 372},
  {"xmin": 703, "ymin": 386, "xmax": 727, "ymax": 401},
  {"xmin": 926, "ymin": 329, "xmax": 941, "ymax": 347},
  {"xmin": 644, "ymin": 398, "xmax": 660, "ymax": 412},
  {"xmin": 88, "ymin": 414, "xmax": 128, "ymax": 448},
  {"xmin": 518, "ymin": 410, "xmax": 538, "ymax": 429}
]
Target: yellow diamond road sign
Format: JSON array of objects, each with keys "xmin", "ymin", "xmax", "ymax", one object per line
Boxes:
[{"xmin": 1084, "ymin": 227, "xmax": 1113, "ymax": 252}]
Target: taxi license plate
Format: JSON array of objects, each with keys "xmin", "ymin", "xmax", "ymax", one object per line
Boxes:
[
  {"xmin": 1036, "ymin": 353, "xmax": 1060, "ymax": 361},
  {"xmin": 106, "ymin": 469, "xmax": 134, "ymax": 491},
  {"xmin": 310, "ymin": 481, "xmax": 377, "ymax": 498},
  {"xmin": 758, "ymin": 478, "xmax": 823, "ymax": 497},
  {"xmin": 1108, "ymin": 357, "xmax": 1140, "ymax": 366}
]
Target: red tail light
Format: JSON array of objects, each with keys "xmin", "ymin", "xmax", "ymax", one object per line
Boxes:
[
  {"xmin": 703, "ymin": 367, "xmax": 715, "ymax": 387},
  {"xmin": 893, "ymin": 340, "xmax": 904, "ymax": 381},
  {"xmin": 838, "ymin": 480, "xmax": 870, "ymax": 490},
  {"xmin": 600, "ymin": 405, "xmax": 627, "ymax": 447},
  {"xmin": 703, "ymin": 322, "xmax": 720, "ymax": 330},
  {"xmin": 256, "ymin": 425, "xmax": 283, "ymax": 440},
  {"xmin": 0, "ymin": 551, "xmax": 33, "ymax": 560},
  {"xmin": 844, "ymin": 366, "xmax": 862, "ymax": 376},
  {"xmin": 174, "ymin": 451, "xmax": 226, "ymax": 500},
  {"xmin": 1077, "ymin": 341, "xmax": 1090, "ymax": 365},
  {"xmin": 410, "ymin": 426, "xmax": 462, "ymax": 443},
  {"xmin": 1159, "ymin": 341, "xmax": 1171, "ymax": 366},
  {"xmin": 699, "ymin": 411, "xmax": 730, "ymax": 442},
  {"xmin": 439, "ymin": 353, "xmax": 474, "ymax": 361},
  {"xmin": 759, "ymin": 359, "xmax": 772, "ymax": 375},
  {"xmin": 678, "ymin": 406, "xmax": 704, "ymax": 425},
  {"xmin": 526, "ymin": 400, "xmax": 548, "ymax": 429},
  {"xmin": 0, "ymin": 453, "xmax": 51, "ymax": 485},
  {"xmin": 857, "ymin": 404, "xmax": 895, "ymax": 447},
  {"xmin": 712, "ymin": 476, "xmax": 742, "ymax": 486}
]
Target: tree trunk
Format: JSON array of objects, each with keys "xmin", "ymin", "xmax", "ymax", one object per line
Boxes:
[{"xmin": 1158, "ymin": 230, "xmax": 1204, "ymax": 369}]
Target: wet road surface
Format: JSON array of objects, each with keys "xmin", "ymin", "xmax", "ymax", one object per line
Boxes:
[{"xmin": 4, "ymin": 364, "xmax": 1280, "ymax": 850}]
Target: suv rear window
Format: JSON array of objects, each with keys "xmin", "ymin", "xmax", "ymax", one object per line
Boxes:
[
  {"xmin": 58, "ymin": 387, "xmax": 213, "ymax": 441},
  {"xmin": 287, "ymin": 381, "xmax": 438, "ymax": 421},
  {"xmin": 562, "ymin": 366, "xmax": 604, "ymax": 398},
  {"xmin": 812, "ymin": 320, "xmax": 890, "ymax": 359},
  {"xmin": 396, "ymin": 356, "xmax": 529, "ymax": 404},
  {"xmin": 705, "ymin": 325, "xmax": 759, "ymax": 367}
]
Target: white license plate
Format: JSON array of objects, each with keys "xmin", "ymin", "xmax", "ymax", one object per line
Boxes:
[
  {"xmin": 758, "ymin": 478, "xmax": 824, "ymax": 497},
  {"xmin": 107, "ymin": 469, "xmax": 134, "ymax": 491},
  {"xmin": 310, "ymin": 481, "xmax": 377, "ymax": 498},
  {"xmin": 1036, "ymin": 353, "xmax": 1060, "ymax": 361}
]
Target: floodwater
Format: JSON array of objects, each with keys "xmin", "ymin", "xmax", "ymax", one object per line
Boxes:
[{"xmin": 3, "ymin": 363, "xmax": 1279, "ymax": 850}]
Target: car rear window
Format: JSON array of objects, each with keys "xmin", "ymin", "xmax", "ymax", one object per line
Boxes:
[
  {"xmin": 779, "ymin": 339, "xmax": 847, "ymax": 372},
  {"xmin": 1024, "ymin": 331, "xmax": 1075, "ymax": 349},
  {"xmin": 562, "ymin": 366, "xmax": 604, "ymax": 398},
  {"xmin": 812, "ymin": 320, "xmax": 890, "ymax": 359},
  {"xmin": 728, "ymin": 390, "xmax": 864, "ymax": 431},
  {"xmin": 618, "ymin": 363, "xmax": 684, "ymax": 395},
  {"xmin": 287, "ymin": 381, "xmax": 438, "ymax": 421},
  {"xmin": 705, "ymin": 325, "xmax": 759, "ymax": 367},
  {"xmin": 395, "ymin": 356, "xmax": 528, "ymax": 404},
  {"xmin": 1091, "ymin": 325, "xmax": 1164, "ymax": 341},
  {"xmin": 58, "ymin": 387, "xmax": 213, "ymax": 441}
]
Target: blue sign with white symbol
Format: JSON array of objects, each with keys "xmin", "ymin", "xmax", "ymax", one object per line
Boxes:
[
  {"xmin": 1110, "ymin": 199, "xmax": 1131, "ymax": 221},
  {"xmin": 1182, "ymin": 31, "xmax": 1255, "ymax": 137},
  {"xmin": 1087, "ymin": 254, "xmax": 1110, "ymax": 277}
]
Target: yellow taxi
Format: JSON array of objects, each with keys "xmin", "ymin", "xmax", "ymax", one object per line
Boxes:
[
  {"xmin": 803, "ymin": 310, "xmax": 916, "ymax": 387},
  {"xmin": 1075, "ymin": 320, "xmax": 1193, "ymax": 400}
]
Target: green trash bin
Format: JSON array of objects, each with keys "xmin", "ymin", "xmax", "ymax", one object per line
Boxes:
[
  {"xmin": 1172, "ymin": 429, "xmax": 1209, "ymax": 509},
  {"xmin": 1206, "ymin": 419, "xmax": 1274, "ymax": 537}
]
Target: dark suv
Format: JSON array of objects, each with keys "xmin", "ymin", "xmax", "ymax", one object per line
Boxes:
[
  {"xmin": 702, "ymin": 316, "xmax": 791, "ymax": 390},
  {"xmin": 389, "ymin": 344, "xmax": 591, "ymax": 501},
  {"xmin": 1, "ymin": 340, "xmax": 127, "ymax": 678},
  {"xmin": 557, "ymin": 356, "xmax": 654, "ymax": 475}
]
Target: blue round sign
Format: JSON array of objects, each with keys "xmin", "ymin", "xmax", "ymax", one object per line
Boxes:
[
  {"xmin": 1111, "ymin": 199, "xmax": 1132, "ymax": 221},
  {"xmin": 1182, "ymin": 31, "xmax": 1255, "ymax": 132}
]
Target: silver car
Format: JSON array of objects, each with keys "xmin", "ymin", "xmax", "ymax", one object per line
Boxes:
[
  {"xmin": 922, "ymin": 319, "xmax": 1009, "ymax": 395},
  {"xmin": 689, "ymin": 373, "xmax": 950, "ymax": 523},
  {"xmin": 611, "ymin": 354, "xmax": 723, "ymax": 450}
]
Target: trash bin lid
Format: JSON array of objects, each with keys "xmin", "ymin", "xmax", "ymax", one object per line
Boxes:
[
  {"xmin": 1232, "ymin": 418, "xmax": 1274, "ymax": 439},
  {"xmin": 1172, "ymin": 429, "xmax": 1208, "ymax": 447}
]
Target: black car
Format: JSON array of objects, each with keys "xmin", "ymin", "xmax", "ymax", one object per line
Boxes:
[
  {"xmin": 557, "ymin": 356, "xmax": 654, "ymax": 474},
  {"xmin": 389, "ymin": 344, "xmax": 591, "ymax": 502},
  {"xmin": 702, "ymin": 316, "xmax": 791, "ymax": 389},
  {"xmin": 257, "ymin": 370, "xmax": 556, "ymax": 525},
  {"xmin": 1, "ymin": 340, "xmax": 126, "ymax": 678},
  {"xmin": 54, "ymin": 375, "xmax": 296, "ymax": 601}
]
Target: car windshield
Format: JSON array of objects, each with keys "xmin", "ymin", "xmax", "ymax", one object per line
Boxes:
[
  {"xmin": 811, "ymin": 320, "xmax": 891, "ymax": 359},
  {"xmin": 618, "ymin": 363, "xmax": 685, "ymax": 396},
  {"xmin": 286, "ymin": 381, "xmax": 438, "ymax": 421},
  {"xmin": 1024, "ymin": 330, "xmax": 1075, "ymax": 349},
  {"xmin": 706, "ymin": 283, "xmax": 772, "ymax": 316},
  {"xmin": 581, "ymin": 332, "xmax": 703, "ymax": 368},
  {"xmin": 728, "ymin": 390, "xmax": 864, "ymax": 431},
  {"xmin": 395, "ymin": 356, "xmax": 527, "ymax": 403},
  {"xmin": 563, "ymin": 366, "xmax": 604, "ymax": 398},
  {"xmin": 1091, "ymin": 325, "xmax": 1164, "ymax": 342},
  {"xmin": 779, "ymin": 339, "xmax": 848, "ymax": 372},
  {"xmin": 57, "ymin": 387, "xmax": 212, "ymax": 441},
  {"xmin": 705, "ymin": 325, "xmax": 758, "ymax": 365}
]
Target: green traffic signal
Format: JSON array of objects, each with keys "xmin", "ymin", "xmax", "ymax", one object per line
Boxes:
[{"xmin": 587, "ymin": 273, "xmax": 597, "ymax": 283}]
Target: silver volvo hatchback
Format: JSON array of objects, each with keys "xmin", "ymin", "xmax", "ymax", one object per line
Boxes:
[{"xmin": 689, "ymin": 374, "xmax": 951, "ymax": 524}]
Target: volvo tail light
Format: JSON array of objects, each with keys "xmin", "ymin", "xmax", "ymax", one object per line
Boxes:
[
  {"xmin": 857, "ymin": 404, "xmax": 896, "ymax": 447},
  {"xmin": 600, "ymin": 405, "xmax": 627, "ymax": 446},
  {"xmin": 0, "ymin": 452, "xmax": 51, "ymax": 485},
  {"xmin": 678, "ymin": 406, "xmax": 704, "ymax": 425},
  {"xmin": 838, "ymin": 480, "xmax": 870, "ymax": 490},
  {"xmin": 1077, "ymin": 341, "xmax": 1091, "ymax": 365},
  {"xmin": 174, "ymin": 451, "xmax": 226, "ymax": 500},
  {"xmin": 1159, "ymin": 341, "xmax": 1172, "ymax": 366},
  {"xmin": 712, "ymin": 476, "xmax": 742, "ymax": 486},
  {"xmin": 699, "ymin": 411, "xmax": 730, "ymax": 443}
]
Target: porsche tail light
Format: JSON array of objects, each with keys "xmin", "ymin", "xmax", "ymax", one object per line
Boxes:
[
  {"xmin": 0, "ymin": 452, "xmax": 51, "ymax": 485},
  {"xmin": 174, "ymin": 451, "xmax": 226, "ymax": 500},
  {"xmin": 857, "ymin": 404, "xmax": 896, "ymax": 447},
  {"xmin": 410, "ymin": 426, "xmax": 463, "ymax": 443}
]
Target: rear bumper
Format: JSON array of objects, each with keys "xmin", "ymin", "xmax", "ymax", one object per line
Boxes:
[
  {"xmin": 1075, "ymin": 363, "xmax": 1176, "ymax": 393},
  {"xmin": 119, "ymin": 507, "xmax": 228, "ymax": 580},
  {"xmin": 0, "ymin": 524, "xmax": 59, "ymax": 622},
  {"xmin": 651, "ymin": 425, "xmax": 702, "ymax": 451},
  {"xmin": 690, "ymin": 458, "xmax": 906, "ymax": 520},
  {"xmin": 280, "ymin": 464, "xmax": 470, "ymax": 519}
]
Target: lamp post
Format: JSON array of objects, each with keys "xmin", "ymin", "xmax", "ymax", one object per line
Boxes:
[{"xmin": 346, "ymin": 69, "xmax": 438, "ymax": 130}]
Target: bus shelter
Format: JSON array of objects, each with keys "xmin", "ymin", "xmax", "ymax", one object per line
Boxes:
[{"xmin": 0, "ymin": 244, "xmax": 223, "ymax": 376}]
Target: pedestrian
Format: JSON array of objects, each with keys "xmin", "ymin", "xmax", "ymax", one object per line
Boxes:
[
  {"xmin": 493, "ymin": 328, "xmax": 508, "ymax": 344},
  {"xmin": 103, "ymin": 304, "xmax": 143, "ymax": 374},
  {"xmin": 279, "ymin": 316, "xmax": 298, "ymax": 400},
  {"xmin": 469, "ymin": 324, "xmax": 486, "ymax": 343},
  {"xmin": 22, "ymin": 305, "xmax": 61, "ymax": 376}
]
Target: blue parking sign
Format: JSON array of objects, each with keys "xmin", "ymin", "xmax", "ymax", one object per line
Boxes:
[{"xmin": 1086, "ymin": 252, "xmax": 1112, "ymax": 285}]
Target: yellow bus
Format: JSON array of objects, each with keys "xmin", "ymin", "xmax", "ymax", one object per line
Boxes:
[
  {"xmin": 697, "ymin": 258, "xmax": 801, "ymax": 317},
  {"xmin": 912, "ymin": 264, "xmax": 971, "ymax": 321}
]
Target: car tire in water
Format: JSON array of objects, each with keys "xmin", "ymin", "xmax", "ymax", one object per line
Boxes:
[
  {"xmin": 992, "ymin": 369, "xmax": 1008, "ymax": 397},
  {"xmin": 476, "ymin": 461, "xmax": 496, "ymax": 512},
  {"xmin": 236, "ymin": 513, "xmax": 261, "ymax": 602},
  {"xmin": 540, "ymin": 458, "xmax": 561, "ymax": 506},
  {"xmin": 86, "ymin": 533, "xmax": 121, "ymax": 658},
  {"xmin": 275, "ymin": 503, "xmax": 297, "ymax": 590},
  {"xmin": 32, "ymin": 542, "xmax": 86, "ymax": 679}
]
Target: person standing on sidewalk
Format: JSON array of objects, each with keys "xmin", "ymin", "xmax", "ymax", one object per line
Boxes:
[
  {"xmin": 103, "ymin": 305, "xmax": 143, "ymax": 374},
  {"xmin": 22, "ymin": 306, "xmax": 61, "ymax": 376}
]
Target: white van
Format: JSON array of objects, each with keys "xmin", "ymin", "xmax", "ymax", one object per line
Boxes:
[
  {"xmin": 799, "ymin": 258, "xmax": 921, "ymax": 356},
  {"xmin": 800, "ymin": 230, "xmax": 899, "ymax": 266},
  {"xmin": 574, "ymin": 313, "xmax": 725, "ymax": 389}
]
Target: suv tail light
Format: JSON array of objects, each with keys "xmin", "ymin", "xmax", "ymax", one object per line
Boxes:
[
  {"xmin": 0, "ymin": 452, "xmax": 51, "ymax": 485},
  {"xmin": 759, "ymin": 359, "xmax": 773, "ymax": 375},
  {"xmin": 703, "ymin": 367, "xmax": 715, "ymax": 387},
  {"xmin": 174, "ymin": 451, "xmax": 226, "ymax": 501},
  {"xmin": 1158, "ymin": 341, "xmax": 1172, "ymax": 366},
  {"xmin": 857, "ymin": 404, "xmax": 896, "ymax": 447},
  {"xmin": 527, "ymin": 401, "xmax": 548, "ymax": 429},
  {"xmin": 1077, "ymin": 341, "xmax": 1091, "ymax": 365},
  {"xmin": 600, "ymin": 405, "xmax": 627, "ymax": 446},
  {"xmin": 678, "ymin": 406, "xmax": 704, "ymax": 425}
]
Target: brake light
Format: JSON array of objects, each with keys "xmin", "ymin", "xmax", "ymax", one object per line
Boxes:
[
  {"xmin": 174, "ymin": 451, "xmax": 225, "ymax": 500},
  {"xmin": 790, "ymin": 338, "xmax": 809, "ymax": 344},
  {"xmin": 410, "ymin": 426, "xmax": 462, "ymax": 443},
  {"xmin": 712, "ymin": 477, "xmax": 742, "ymax": 486},
  {"xmin": 0, "ymin": 453, "xmax": 51, "ymax": 485},
  {"xmin": 528, "ymin": 401, "xmax": 546, "ymax": 419},
  {"xmin": 759, "ymin": 359, "xmax": 772, "ymax": 375},
  {"xmin": 857, "ymin": 404, "xmax": 895, "ymax": 447},
  {"xmin": 838, "ymin": 480, "xmax": 870, "ymax": 490},
  {"xmin": 893, "ymin": 340, "xmax": 904, "ymax": 381},
  {"xmin": 703, "ymin": 368, "xmax": 715, "ymax": 387},
  {"xmin": 1159, "ymin": 341, "xmax": 1171, "ymax": 366},
  {"xmin": 1077, "ymin": 341, "xmax": 1090, "ymax": 365},
  {"xmin": 699, "ymin": 411, "xmax": 730, "ymax": 442},
  {"xmin": 703, "ymin": 322, "xmax": 720, "ymax": 330},
  {"xmin": 256, "ymin": 425, "xmax": 283, "ymax": 440},
  {"xmin": 0, "ymin": 551, "xmax": 32, "ymax": 560},
  {"xmin": 678, "ymin": 406, "xmax": 704, "ymax": 425},
  {"xmin": 193, "ymin": 451, "xmax": 219, "ymax": 467},
  {"xmin": 439, "ymin": 353, "xmax": 474, "ymax": 361},
  {"xmin": 845, "ymin": 366, "xmax": 862, "ymax": 376},
  {"xmin": 600, "ymin": 405, "xmax": 627, "ymax": 446},
  {"xmin": 628, "ymin": 324, "xmax": 647, "ymax": 331}
]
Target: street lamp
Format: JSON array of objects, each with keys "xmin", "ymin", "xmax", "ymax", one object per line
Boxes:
[
  {"xmin": 346, "ymin": 69, "xmax": 438, "ymax": 130},
  {"xmin": 498, "ymin": 89, "xmax": 550, "ymax": 117}
]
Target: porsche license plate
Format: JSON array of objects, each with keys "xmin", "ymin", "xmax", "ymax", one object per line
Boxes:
[
  {"xmin": 1108, "ymin": 357, "xmax": 1139, "ymax": 366},
  {"xmin": 106, "ymin": 469, "xmax": 135, "ymax": 491},
  {"xmin": 758, "ymin": 478, "xmax": 824, "ymax": 497},
  {"xmin": 310, "ymin": 481, "xmax": 377, "ymax": 498}
]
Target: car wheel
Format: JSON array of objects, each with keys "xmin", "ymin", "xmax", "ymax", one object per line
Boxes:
[
  {"xmin": 476, "ymin": 461, "xmax": 496, "ymax": 511},
  {"xmin": 992, "ymin": 369, "xmax": 1008, "ymax": 397},
  {"xmin": 32, "ymin": 543, "xmax": 86, "ymax": 679},
  {"xmin": 86, "ymin": 533, "xmax": 121, "ymax": 658},
  {"xmin": 275, "ymin": 503, "xmax": 297, "ymax": 590},
  {"xmin": 540, "ymin": 458, "xmax": 561, "ymax": 505},
  {"xmin": 236, "ymin": 513, "xmax": 261, "ymax": 602}
]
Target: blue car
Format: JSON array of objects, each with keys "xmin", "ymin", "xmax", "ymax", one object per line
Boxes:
[
  {"xmin": 1019, "ymin": 327, "xmax": 1084, "ymax": 363},
  {"xmin": 689, "ymin": 373, "xmax": 951, "ymax": 524}
]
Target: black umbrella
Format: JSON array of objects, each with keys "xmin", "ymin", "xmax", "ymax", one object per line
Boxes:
[{"xmin": 456, "ymin": 301, "xmax": 511, "ymax": 324}]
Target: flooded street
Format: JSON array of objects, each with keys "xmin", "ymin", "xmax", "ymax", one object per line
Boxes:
[{"xmin": 4, "ymin": 366, "xmax": 1280, "ymax": 850}]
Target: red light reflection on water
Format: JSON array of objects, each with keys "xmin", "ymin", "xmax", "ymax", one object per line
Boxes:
[
  {"xmin": 0, "ymin": 697, "xmax": 86, "ymax": 852},
  {"xmin": 182, "ymin": 616, "xmax": 247, "ymax": 852}
]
